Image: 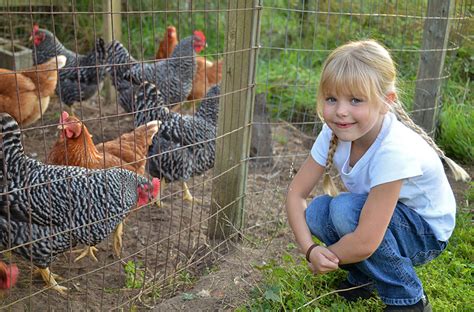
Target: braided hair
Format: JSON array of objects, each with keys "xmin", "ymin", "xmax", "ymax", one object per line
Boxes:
[{"xmin": 316, "ymin": 40, "xmax": 469, "ymax": 196}]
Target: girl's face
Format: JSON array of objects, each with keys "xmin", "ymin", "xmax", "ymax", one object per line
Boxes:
[{"xmin": 322, "ymin": 92, "xmax": 388, "ymax": 147}]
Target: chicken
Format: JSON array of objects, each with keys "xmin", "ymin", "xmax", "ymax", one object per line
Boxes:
[
  {"xmin": 0, "ymin": 55, "xmax": 66, "ymax": 127},
  {"xmin": 0, "ymin": 112, "xmax": 160, "ymax": 293},
  {"xmin": 155, "ymin": 26, "xmax": 178, "ymax": 60},
  {"xmin": 134, "ymin": 82, "xmax": 220, "ymax": 203},
  {"xmin": 106, "ymin": 30, "xmax": 206, "ymax": 113},
  {"xmin": 187, "ymin": 58, "xmax": 223, "ymax": 102},
  {"xmin": 154, "ymin": 26, "xmax": 223, "ymax": 106},
  {"xmin": 31, "ymin": 24, "xmax": 107, "ymax": 110},
  {"xmin": 48, "ymin": 111, "xmax": 160, "ymax": 175},
  {"xmin": 47, "ymin": 111, "xmax": 160, "ymax": 259},
  {"xmin": 0, "ymin": 262, "xmax": 19, "ymax": 290}
]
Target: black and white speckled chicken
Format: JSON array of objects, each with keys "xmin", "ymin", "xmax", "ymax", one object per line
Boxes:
[
  {"xmin": 0, "ymin": 112, "xmax": 159, "ymax": 293},
  {"xmin": 31, "ymin": 24, "xmax": 107, "ymax": 109},
  {"xmin": 134, "ymin": 82, "xmax": 220, "ymax": 202},
  {"xmin": 106, "ymin": 31, "xmax": 206, "ymax": 113}
]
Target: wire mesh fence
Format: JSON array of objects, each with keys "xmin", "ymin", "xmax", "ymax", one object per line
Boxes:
[{"xmin": 0, "ymin": 0, "xmax": 471, "ymax": 310}]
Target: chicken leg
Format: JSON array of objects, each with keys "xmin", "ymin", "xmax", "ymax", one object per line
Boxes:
[
  {"xmin": 113, "ymin": 222, "xmax": 124, "ymax": 257},
  {"xmin": 155, "ymin": 180, "xmax": 166, "ymax": 207},
  {"xmin": 37, "ymin": 267, "xmax": 67, "ymax": 294},
  {"xmin": 183, "ymin": 182, "xmax": 194, "ymax": 202},
  {"xmin": 72, "ymin": 245, "xmax": 99, "ymax": 262}
]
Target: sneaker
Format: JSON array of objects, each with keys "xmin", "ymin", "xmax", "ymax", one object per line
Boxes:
[
  {"xmin": 384, "ymin": 294, "xmax": 432, "ymax": 312},
  {"xmin": 336, "ymin": 280, "xmax": 375, "ymax": 302}
]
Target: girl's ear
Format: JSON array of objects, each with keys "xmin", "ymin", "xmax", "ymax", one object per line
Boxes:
[
  {"xmin": 381, "ymin": 92, "xmax": 396, "ymax": 113},
  {"xmin": 386, "ymin": 92, "xmax": 396, "ymax": 103}
]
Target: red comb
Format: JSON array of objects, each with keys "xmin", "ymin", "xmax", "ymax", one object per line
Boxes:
[
  {"xmin": 33, "ymin": 24, "xmax": 39, "ymax": 33},
  {"xmin": 0, "ymin": 264, "xmax": 18, "ymax": 289},
  {"xmin": 152, "ymin": 178, "xmax": 161, "ymax": 198},
  {"xmin": 193, "ymin": 30, "xmax": 205, "ymax": 41},
  {"xmin": 61, "ymin": 111, "xmax": 69, "ymax": 123}
]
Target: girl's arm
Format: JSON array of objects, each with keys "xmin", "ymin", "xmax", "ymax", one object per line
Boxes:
[
  {"xmin": 286, "ymin": 156, "xmax": 339, "ymax": 272},
  {"xmin": 328, "ymin": 179, "xmax": 403, "ymax": 264}
]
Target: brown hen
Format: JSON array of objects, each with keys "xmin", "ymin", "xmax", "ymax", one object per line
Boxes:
[
  {"xmin": 48, "ymin": 111, "xmax": 159, "ymax": 175},
  {"xmin": 0, "ymin": 55, "xmax": 66, "ymax": 127},
  {"xmin": 155, "ymin": 25, "xmax": 178, "ymax": 60}
]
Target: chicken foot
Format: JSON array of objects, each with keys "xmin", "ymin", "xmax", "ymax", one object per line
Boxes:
[
  {"xmin": 37, "ymin": 267, "xmax": 67, "ymax": 294},
  {"xmin": 182, "ymin": 182, "xmax": 194, "ymax": 202},
  {"xmin": 72, "ymin": 245, "xmax": 99, "ymax": 262}
]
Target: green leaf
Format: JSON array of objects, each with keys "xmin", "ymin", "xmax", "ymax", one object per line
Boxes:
[
  {"xmin": 264, "ymin": 289, "xmax": 280, "ymax": 302},
  {"xmin": 182, "ymin": 293, "xmax": 196, "ymax": 301}
]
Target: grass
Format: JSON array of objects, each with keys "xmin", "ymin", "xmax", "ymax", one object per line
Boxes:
[{"xmin": 237, "ymin": 188, "xmax": 474, "ymax": 311}]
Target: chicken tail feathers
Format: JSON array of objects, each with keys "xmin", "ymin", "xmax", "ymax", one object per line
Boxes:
[
  {"xmin": 134, "ymin": 82, "xmax": 169, "ymax": 126},
  {"xmin": 95, "ymin": 38, "xmax": 107, "ymax": 63},
  {"xmin": 106, "ymin": 40, "xmax": 136, "ymax": 75},
  {"xmin": 0, "ymin": 113, "xmax": 23, "ymax": 159},
  {"xmin": 195, "ymin": 84, "xmax": 221, "ymax": 124}
]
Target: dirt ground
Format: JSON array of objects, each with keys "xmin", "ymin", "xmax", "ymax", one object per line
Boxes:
[{"xmin": 0, "ymin": 95, "xmax": 471, "ymax": 311}]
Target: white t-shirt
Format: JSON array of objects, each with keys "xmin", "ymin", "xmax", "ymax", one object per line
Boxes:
[{"xmin": 311, "ymin": 112, "xmax": 456, "ymax": 241}]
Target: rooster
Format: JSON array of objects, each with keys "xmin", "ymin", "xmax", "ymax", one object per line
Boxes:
[
  {"xmin": 155, "ymin": 26, "xmax": 223, "ymax": 105},
  {"xmin": 0, "ymin": 55, "xmax": 66, "ymax": 127},
  {"xmin": 47, "ymin": 112, "xmax": 160, "ymax": 259},
  {"xmin": 31, "ymin": 25, "xmax": 107, "ymax": 110},
  {"xmin": 0, "ymin": 112, "xmax": 160, "ymax": 293},
  {"xmin": 106, "ymin": 30, "xmax": 206, "ymax": 113},
  {"xmin": 134, "ymin": 82, "xmax": 220, "ymax": 203},
  {"xmin": 0, "ymin": 262, "xmax": 19, "ymax": 290}
]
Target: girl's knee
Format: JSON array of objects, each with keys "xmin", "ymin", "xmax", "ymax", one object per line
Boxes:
[
  {"xmin": 329, "ymin": 193, "xmax": 367, "ymax": 236},
  {"xmin": 305, "ymin": 195, "xmax": 332, "ymax": 236}
]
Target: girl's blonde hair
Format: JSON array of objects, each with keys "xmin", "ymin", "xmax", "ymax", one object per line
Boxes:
[{"xmin": 316, "ymin": 40, "xmax": 470, "ymax": 196}]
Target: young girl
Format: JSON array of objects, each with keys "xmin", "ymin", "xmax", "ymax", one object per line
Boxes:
[{"xmin": 286, "ymin": 40, "xmax": 469, "ymax": 311}]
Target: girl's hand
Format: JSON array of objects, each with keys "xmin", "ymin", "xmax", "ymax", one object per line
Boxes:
[{"xmin": 307, "ymin": 246, "xmax": 339, "ymax": 274}]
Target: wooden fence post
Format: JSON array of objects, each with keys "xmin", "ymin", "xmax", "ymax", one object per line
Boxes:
[
  {"xmin": 412, "ymin": 0, "xmax": 454, "ymax": 136},
  {"xmin": 209, "ymin": 0, "xmax": 261, "ymax": 241},
  {"xmin": 103, "ymin": 0, "xmax": 121, "ymax": 105}
]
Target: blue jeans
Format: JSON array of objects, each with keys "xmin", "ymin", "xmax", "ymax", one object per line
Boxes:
[{"xmin": 305, "ymin": 193, "xmax": 447, "ymax": 306}]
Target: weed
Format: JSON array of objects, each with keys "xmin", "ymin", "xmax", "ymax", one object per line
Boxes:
[
  {"xmin": 273, "ymin": 133, "xmax": 288, "ymax": 145},
  {"xmin": 123, "ymin": 260, "xmax": 146, "ymax": 289},
  {"xmin": 176, "ymin": 270, "xmax": 196, "ymax": 288}
]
